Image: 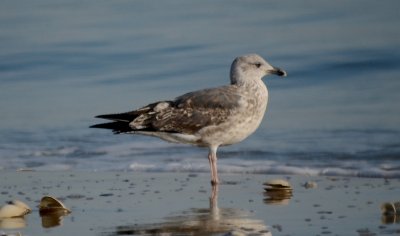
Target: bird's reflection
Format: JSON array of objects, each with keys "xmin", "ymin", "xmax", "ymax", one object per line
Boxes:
[{"xmin": 105, "ymin": 185, "xmax": 271, "ymax": 236}]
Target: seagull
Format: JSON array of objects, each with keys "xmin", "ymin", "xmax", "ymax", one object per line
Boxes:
[{"xmin": 91, "ymin": 54, "xmax": 286, "ymax": 185}]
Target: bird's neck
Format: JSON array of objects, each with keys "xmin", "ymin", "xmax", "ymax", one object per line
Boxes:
[
  {"xmin": 231, "ymin": 75, "xmax": 263, "ymax": 86},
  {"xmin": 233, "ymin": 76, "xmax": 266, "ymax": 90}
]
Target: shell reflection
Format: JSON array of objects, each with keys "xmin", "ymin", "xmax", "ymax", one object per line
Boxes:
[
  {"xmin": 263, "ymin": 179, "xmax": 293, "ymax": 205},
  {"xmin": 0, "ymin": 217, "xmax": 26, "ymax": 229},
  {"xmin": 39, "ymin": 196, "xmax": 71, "ymax": 228}
]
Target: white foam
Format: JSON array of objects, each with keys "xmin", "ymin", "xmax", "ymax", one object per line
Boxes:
[
  {"xmin": 121, "ymin": 159, "xmax": 400, "ymax": 178},
  {"xmin": 129, "ymin": 162, "xmax": 157, "ymax": 171},
  {"xmin": 33, "ymin": 164, "xmax": 73, "ymax": 171}
]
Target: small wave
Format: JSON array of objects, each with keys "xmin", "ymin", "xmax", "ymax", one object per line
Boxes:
[
  {"xmin": 33, "ymin": 164, "xmax": 73, "ymax": 171},
  {"xmin": 124, "ymin": 159, "xmax": 400, "ymax": 178},
  {"xmin": 2, "ymin": 128, "xmax": 400, "ymax": 179},
  {"xmin": 21, "ymin": 146, "xmax": 106, "ymax": 158}
]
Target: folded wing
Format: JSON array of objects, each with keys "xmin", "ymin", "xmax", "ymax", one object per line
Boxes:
[{"xmin": 91, "ymin": 86, "xmax": 243, "ymax": 134}]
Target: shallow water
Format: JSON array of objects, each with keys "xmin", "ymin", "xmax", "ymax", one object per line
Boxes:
[
  {"xmin": 0, "ymin": 1, "xmax": 400, "ymax": 177},
  {"xmin": 1, "ymin": 172, "xmax": 399, "ymax": 236}
]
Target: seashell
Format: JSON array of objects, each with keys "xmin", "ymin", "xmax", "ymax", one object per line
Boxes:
[
  {"xmin": 381, "ymin": 201, "xmax": 400, "ymax": 215},
  {"xmin": 12, "ymin": 200, "xmax": 31, "ymax": 213},
  {"xmin": 39, "ymin": 196, "xmax": 71, "ymax": 214},
  {"xmin": 0, "ymin": 200, "xmax": 31, "ymax": 218},
  {"xmin": 264, "ymin": 179, "xmax": 291, "ymax": 187},
  {"xmin": 263, "ymin": 179, "xmax": 292, "ymax": 192},
  {"xmin": 263, "ymin": 179, "xmax": 293, "ymax": 205},
  {"xmin": 381, "ymin": 201, "xmax": 400, "ymax": 224},
  {"xmin": 303, "ymin": 181, "xmax": 318, "ymax": 189}
]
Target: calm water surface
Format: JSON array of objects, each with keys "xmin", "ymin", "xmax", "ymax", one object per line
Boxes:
[{"xmin": 1, "ymin": 1, "xmax": 400, "ymax": 177}]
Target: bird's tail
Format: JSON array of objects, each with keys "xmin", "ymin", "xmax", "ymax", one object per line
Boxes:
[
  {"xmin": 91, "ymin": 111, "xmax": 139, "ymax": 133},
  {"xmin": 90, "ymin": 121, "xmax": 132, "ymax": 134}
]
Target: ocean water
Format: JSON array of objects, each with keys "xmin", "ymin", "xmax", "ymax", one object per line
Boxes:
[{"xmin": 0, "ymin": 1, "xmax": 399, "ymax": 178}]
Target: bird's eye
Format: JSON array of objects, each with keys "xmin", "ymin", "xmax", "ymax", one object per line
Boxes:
[{"xmin": 255, "ymin": 63, "xmax": 262, "ymax": 68}]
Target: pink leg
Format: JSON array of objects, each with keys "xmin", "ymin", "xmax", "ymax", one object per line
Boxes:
[
  {"xmin": 208, "ymin": 152, "xmax": 215, "ymax": 183},
  {"xmin": 208, "ymin": 146, "xmax": 219, "ymax": 185}
]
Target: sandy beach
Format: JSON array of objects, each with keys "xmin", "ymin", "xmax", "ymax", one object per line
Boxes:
[
  {"xmin": 0, "ymin": 171, "xmax": 399, "ymax": 236},
  {"xmin": 1, "ymin": 0, "xmax": 400, "ymax": 235}
]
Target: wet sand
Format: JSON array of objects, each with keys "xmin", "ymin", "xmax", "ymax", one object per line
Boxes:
[{"xmin": 0, "ymin": 171, "xmax": 399, "ymax": 236}]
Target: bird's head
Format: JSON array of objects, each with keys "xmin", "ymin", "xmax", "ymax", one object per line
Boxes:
[{"xmin": 230, "ymin": 54, "xmax": 287, "ymax": 85}]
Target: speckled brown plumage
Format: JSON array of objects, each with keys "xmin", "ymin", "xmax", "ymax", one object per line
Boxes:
[{"xmin": 92, "ymin": 54, "xmax": 287, "ymax": 185}]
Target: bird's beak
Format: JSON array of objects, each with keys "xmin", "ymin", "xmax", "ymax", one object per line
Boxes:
[{"xmin": 269, "ymin": 67, "xmax": 287, "ymax": 77}]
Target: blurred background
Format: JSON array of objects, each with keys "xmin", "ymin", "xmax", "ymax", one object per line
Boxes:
[{"xmin": 0, "ymin": 0, "xmax": 399, "ymax": 176}]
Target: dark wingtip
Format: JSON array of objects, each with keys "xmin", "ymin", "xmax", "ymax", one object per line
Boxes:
[
  {"xmin": 90, "ymin": 121, "xmax": 134, "ymax": 134},
  {"xmin": 94, "ymin": 112, "xmax": 136, "ymax": 122},
  {"xmin": 95, "ymin": 114, "xmax": 114, "ymax": 119},
  {"xmin": 90, "ymin": 122, "xmax": 120, "ymax": 129},
  {"xmin": 90, "ymin": 123, "xmax": 105, "ymax": 129}
]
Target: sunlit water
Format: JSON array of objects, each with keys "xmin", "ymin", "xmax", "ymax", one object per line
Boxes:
[{"xmin": 1, "ymin": 1, "xmax": 400, "ymax": 177}]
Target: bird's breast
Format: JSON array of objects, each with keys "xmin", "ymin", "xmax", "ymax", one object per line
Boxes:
[{"xmin": 199, "ymin": 81, "xmax": 268, "ymax": 146}]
